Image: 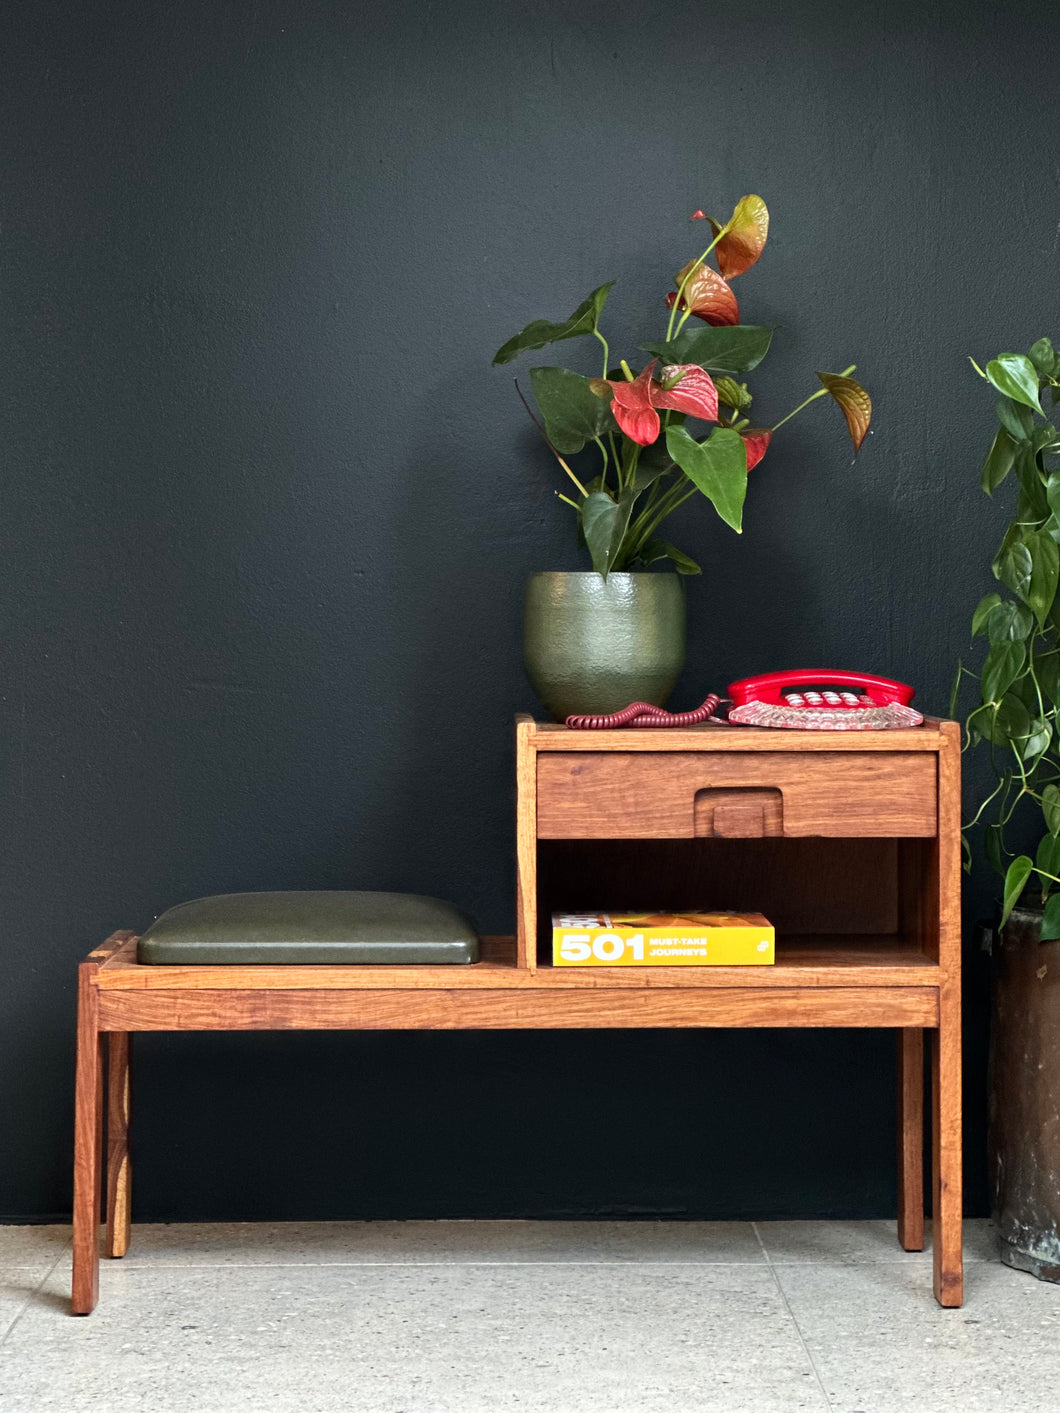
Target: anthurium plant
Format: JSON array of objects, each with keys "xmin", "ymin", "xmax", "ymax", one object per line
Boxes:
[
  {"xmin": 493, "ymin": 195, "xmax": 872, "ymax": 579},
  {"xmin": 953, "ymin": 339, "xmax": 1060, "ymax": 932}
]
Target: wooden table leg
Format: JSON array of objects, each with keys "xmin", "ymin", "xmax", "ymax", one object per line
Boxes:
[
  {"xmin": 896, "ymin": 1028, "xmax": 924, "ymax": 1251},
  {"xmin": 72, "ymin": 962, "xmax": 104, "ymax": 1314},
  {"xmin": 105, "ymin": 1033, "xmax": 131, "ymax": 1259},
  {"xmin": 932, "ymin": 989, "xmax": 963, "ymax": 1307}
]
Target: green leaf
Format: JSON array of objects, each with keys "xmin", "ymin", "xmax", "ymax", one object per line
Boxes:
[
  {"xmin": 1037, "ymin": 651, "xmax": 1060, "ymax": 704},
  {"xmin": 631, "ymin": 462, "xmax": 677, "ymax": 492},
  {"xmin": 1026, "ymin": 528, "xmax": 1060, "ymax": 626},
  {"xmin": 980, "ymin": 425, "xmax": 1016, "ymax": 494},
  {"xmin": 1031, "ymin": 424, "xmax": 1059, "ymax": 456},
  {"xmin": 1041, "ymin": 891, "xmax": 1060, "ymax": 939},
  {"xmin": 637, "ymin": 539, "xmax": 701, "ymax": 574},
  {"xmin": 996, "ymin": 396, "xmax": 1034, "ymax": 441},
  {"xmin": 1015, "ymin": 446, "xmax": 1050, "ymax": 521},
  {"xmin": 984, "ymin": 823, "xmax": 1004, "ymax": 877},
  {"xmin": 1036, "ymin": 832, "xmax": 1060, "ymax": 886},
  {"xmin": 983, "ymin": 692, "xmax": 1031, "ymax": 746},
  {"xmin": 971, "ymin": 592, "xmax": 1002, "ymax": 636},
  {"xmin": 993, "ymin": 525, "xmax": 1033, "ymax": 599},
  {"xmin": 982, "ymin": 641, "xmax": 1026, "ymax": 702},
  {"xmin": 528, "ymin": 366, "xmax": 617, "ymax": 454},
  {"xmin": 986, "ymin": 599, "xmax": 1033, "ymax": 643},
  {"xmin": 985, "ymin": 353, "xmax": 1044, "ymax": 415},
  {"xmin": 642, "ymin": 324, "xmax": 774, "ymax": 374},
  {"xmin": 665, "ymin": 425, "xmax": 748, "ymax": 532},
  {"xmin": 1001, "ymin": 855, "xmax": 1034, "ymax": 927},
  {"xmin": 492, "ymin": 283, "xmax": 614, "ymax": 365},
  {"xmin": 1010, "ymin": 672, "xmax": 1039, "ymax": 711},
  {"xmin": 581, "ymin": 490, "xmax": 634, "ymax": 580},
  {"xmin": 1044, "ymin": 783, "xmax": 1060, "ymax": 837},
  {"xmin": 1023, "ymin": 716, "xmax": 1052, "ymax": 762},
  {"xmin": 1029, "ymin": 337, "xmax": 1055, "ymax": 377},
  {"xmin": 630, "ymin": 442, "xmax": 678, "ymax": 491}
]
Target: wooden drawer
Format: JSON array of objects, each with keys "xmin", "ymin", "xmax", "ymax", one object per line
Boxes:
[{"xmin": 536, "ymin": 752, "xmax": 937, "ymax": 838}]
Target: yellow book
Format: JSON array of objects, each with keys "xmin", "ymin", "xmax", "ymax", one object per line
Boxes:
[{"xmin": 551, "ymin": 911, "xmax": 775, "ymax": 966}]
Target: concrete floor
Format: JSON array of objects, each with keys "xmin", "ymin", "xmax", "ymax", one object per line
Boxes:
[{"xmin": 1, "ymin": 1219, "xmax": 1058, "ymax": 1411}]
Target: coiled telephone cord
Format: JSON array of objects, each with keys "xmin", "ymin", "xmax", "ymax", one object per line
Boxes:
[{"xmin": 565, "ymin": 693, "xmax": 729, "ymax": 729}]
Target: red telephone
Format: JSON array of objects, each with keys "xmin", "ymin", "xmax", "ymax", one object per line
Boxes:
[
  {"xmin": 564, "ymin": 670, "xmax": 922, "ymax": 732},
  {"xmin": 727, "ymin": 670, "xmax": 922, "ymax": 730}
]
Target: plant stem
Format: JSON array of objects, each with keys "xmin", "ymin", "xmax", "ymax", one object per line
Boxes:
[
  {"xmin": 770, "ymin": 366, "xmax": 856, "ymax": 433},
  {"xmin": 607, "ymin": 431, "xmax": 620, "ymax": 475},
  {"xmin": 594, "ymin": 436, "xmax": 610, "ymax": 492},
  {"xmin": 1030, "ymin": 635, "xmax": 1046, "ymax": 720},
  {"xmin": 624, "ymin": 488, "xmax": 661, "ymax": 550},
  {"xmin": 593, "ymin": 327, "xmax": 610, "ymax": 379},
  {"xmin": 514, "ymin": 379, "xmax": 589, "ymax": 497},
  {"xmin": 620, "ymin": 437, "xmax": 640, "ymax": 491},
  {"xmin": 964, "ymin": 773, "xmax": 1008, "ymax": 829},
  {"xmin": 664, "ymin": 225, "xmax": 730, "ymax": 342},
  {"xmin": 627, "ymin": 483, "xmax": 696, "ymax": 557}
]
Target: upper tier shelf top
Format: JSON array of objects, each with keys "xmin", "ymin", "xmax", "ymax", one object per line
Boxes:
[
  {"xmin": 96, "ymin": 933, "xmax": 940, "ymax": 991},
  {"xmin": 520, "ymin": 714, "xmax": 954, "ymax": 752}
]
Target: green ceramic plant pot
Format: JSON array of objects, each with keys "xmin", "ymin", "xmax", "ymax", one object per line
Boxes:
[{"xmin": 524, "ymin": 571, "xmax": 686, "ymax": 722}]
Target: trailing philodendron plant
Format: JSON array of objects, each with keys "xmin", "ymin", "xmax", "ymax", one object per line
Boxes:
[
  {"xmin": 492, "ymin": 196, "xmax": 872, "ymax": 579},
  {"xmin": 954, "ymin": 339, "xmax": 1060, "ymax": 931}
]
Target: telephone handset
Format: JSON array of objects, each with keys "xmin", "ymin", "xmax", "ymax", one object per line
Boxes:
[{"xmin": 727, "ymin": 670, "xmax": 922, "ymax": 729}]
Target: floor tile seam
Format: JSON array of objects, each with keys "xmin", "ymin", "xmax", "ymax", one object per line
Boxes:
[
  {"xmin": 0, "ymin": 1263, "xmax": 70, "ymax": 1273},
  {"xmin": 767, "ymin": 1254, "xmax": 993, "ymax": 1267},
  {"xmin": 83, "ymin": 1257, "xmax": 776, "ymax": 1271},
  {"xmin": 0, "ymin": 1246, "xmax": 69, "ymax": 1348},
  {"xmin": 752, "ymin": 1221, "xmax": 836, "ymax": 1413}
]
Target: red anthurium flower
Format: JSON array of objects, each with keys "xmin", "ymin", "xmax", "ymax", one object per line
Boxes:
[
  {"xmin": 667, "ymin": 259, "xmax": 740, "ymax": 326},
  {"xmin": 656, "ymin": 363, "xmax": 720, "ymax": 422},
  {"xmin": 708, "ymin": 195, "xmax": 769, "ymax": 280},
  {"xmin": 740, "ymin": 427, "xmax": 772, "ymax": 470},
  {"xmin": 596, "ymin": 361, "xmax": 719, "ymax": 446}
]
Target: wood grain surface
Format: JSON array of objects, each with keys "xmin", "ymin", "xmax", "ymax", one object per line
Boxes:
[
  {"xmin": 104, "ymin": 1032, "xmax": 131, "ymax": 1259},
  {"xmin": 521, "ymin": 712, "xmax": 946, "ymax": 752},
  {"xmin": 535, "ymin": 838, "xmax": 901, "ymax": 947},
  {"xmin": 97, "ymin": 985, "xmax": 939, "ymax": 1031},
  {"xmin": 98, "ymin": 933, "xmax": 940, "ymax": 991},
  {"xmin": 515, "ymin": 716, "xmax": 537, "ymax": 972},
  {"xmin": 897, "ymin": 1027, "xmax": 925, "ymax": 1251},
  {"xmin": 933, "ymin": 721, "xmax": 963, "ymax": 1306},
  {"xmin": 71, "ymin": 959, "xmax": 104, "ymax": 1314},
  {"xmin": 537, "ymin": 751, "xmax": 937, "ymax": 839},
  {"xmin": 74, "ymin": 719, "xmax": 962, "ymax": 1310}
]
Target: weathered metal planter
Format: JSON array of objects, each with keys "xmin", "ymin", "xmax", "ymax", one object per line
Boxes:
[
  {"xmin": 523, "ymin": 571, "xmax": 685, "ymax": 722},
  {"xmin": 989, "ymin": 903, "xmax": 1060, "ymax": 1282}
]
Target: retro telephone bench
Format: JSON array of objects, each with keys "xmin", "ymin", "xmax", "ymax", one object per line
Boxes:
[{"xmin": 73, "ymin": 714, "xmax": 962, "ymax": 1313}]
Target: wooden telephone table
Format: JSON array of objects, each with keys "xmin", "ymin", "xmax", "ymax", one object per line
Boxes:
[{"xmin": 73, "ymin": 714, "xmax": 962, "ymax": 1312}]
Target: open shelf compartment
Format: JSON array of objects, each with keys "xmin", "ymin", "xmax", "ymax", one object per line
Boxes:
[{"xmin": 533, "ymin": 836, "xmax": 940, "ymax": 976}]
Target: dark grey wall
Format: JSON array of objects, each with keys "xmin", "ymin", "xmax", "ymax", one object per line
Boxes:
[{"xmin": 3, "ymin": 0, "xmax": 1058, "ymax": 1221}]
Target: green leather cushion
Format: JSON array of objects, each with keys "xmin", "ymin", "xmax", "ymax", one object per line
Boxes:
[{"xmin": 136, "ymin": 891, "xmax": 480, "ymax": 965}]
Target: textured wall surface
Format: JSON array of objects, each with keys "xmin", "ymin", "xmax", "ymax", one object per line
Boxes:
[{"xmin": 2, "ymin": 0, "xmax": 1058, "ymax": 1220}]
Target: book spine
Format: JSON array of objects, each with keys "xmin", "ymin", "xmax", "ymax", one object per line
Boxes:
[{"xmin": 552, "ymin": 926, "xmax": 775, "ymax": 967}]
